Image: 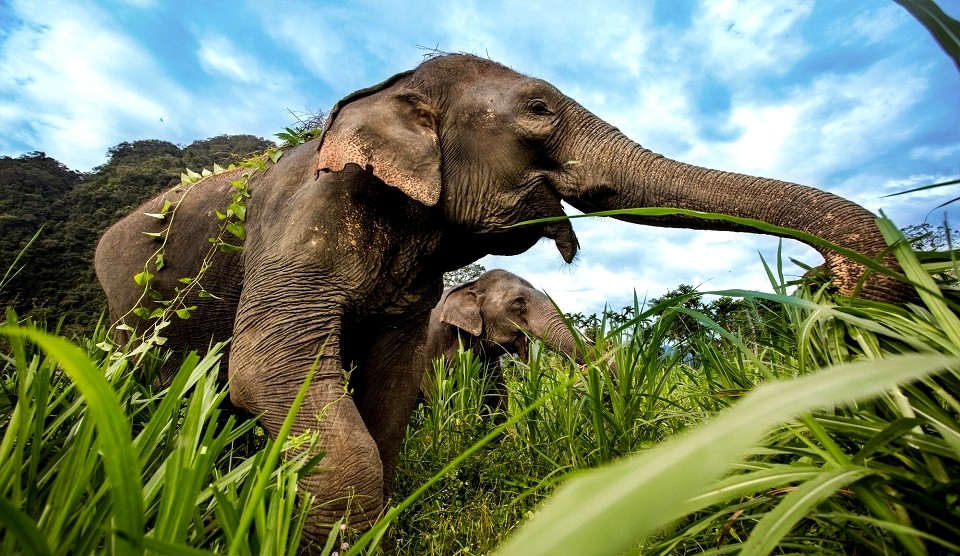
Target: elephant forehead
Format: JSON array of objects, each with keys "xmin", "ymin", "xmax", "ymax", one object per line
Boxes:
[{"xmin": 415, "ymin": 53, "xmax": 524, "ymax": 85}]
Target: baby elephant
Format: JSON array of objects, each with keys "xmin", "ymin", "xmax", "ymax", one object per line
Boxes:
[{"xmin": 422, "ymin": 269, "xmax": 580, "ymax": 415}]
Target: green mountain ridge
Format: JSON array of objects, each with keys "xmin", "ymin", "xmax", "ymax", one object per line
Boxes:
[{"xmin": 0, "ymin": 134, "xmax": 275, "ymax": 332}]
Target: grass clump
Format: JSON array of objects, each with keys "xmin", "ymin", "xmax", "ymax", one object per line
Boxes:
[
  {"xmin": 0, "ymin": 312, "xmax": 318, "ymax": 555},
  {"xmin": 390, "ymin": 219, "xmax": 960, "ymax": 555},
  {"xmin": 2, "ymin": 217, "xmax": 959, "ymax": 555}
]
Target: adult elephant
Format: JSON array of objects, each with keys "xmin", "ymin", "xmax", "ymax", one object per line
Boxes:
[
  {"xmin": 422, "ymin": 269, "xmax": 580, "ymax": 415},
  {"xmin": 95, "ymin": 54, "xmax": 905, "ymax": 542}
]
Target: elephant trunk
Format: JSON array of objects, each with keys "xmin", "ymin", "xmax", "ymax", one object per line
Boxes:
[
  {"xmin": 528, "ymin": 308, "xmax": 585, "ymax": 364},
  {"xmin": 556, "ymin": 104, "xmax": 908, "ymax": 302}
]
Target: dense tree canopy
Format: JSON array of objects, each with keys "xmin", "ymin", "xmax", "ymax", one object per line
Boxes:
[{"xmin": 0, "ymin": 135, "xmax": 274, "ymax": 331}]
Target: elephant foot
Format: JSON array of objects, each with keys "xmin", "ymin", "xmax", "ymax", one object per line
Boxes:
[
  {"xmin": 276, "ymin": 384, "xmax": 387, "ymax": 548},
  {"xmin": 299, "ymin": 492, "xmax": 384, "ymax": 548}
]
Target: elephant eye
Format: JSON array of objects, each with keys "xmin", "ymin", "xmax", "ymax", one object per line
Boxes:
[
  {"xmin": 527, "ymin": 99, "xmax": 553, "ymax": 116},
  {"xmin": 513, "ymin": 296, "xmax": 527, "ymax": 313}
]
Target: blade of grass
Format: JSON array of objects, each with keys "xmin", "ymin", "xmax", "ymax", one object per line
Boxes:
[
  {"xmin": 0, "ymin": 495, "xmax": 52, "ymax": 556},
  {"xmin": 0, "ymin": 227, "xmax": 42, "ymax": 295},
  {"xmin": 515, "ymin": 208, "xmax": 907, "ymax": 285},
  {"xmin": 740, "ymin": 467, "xmax": 871, "ymax": 556},
  {"xmin": 227, "ymin": 357, "xmax": 317, "ymax": 556},
  {"xmin": 878, "ymin": 216, "xmax": 960, "ymax": 351},
  {"xmin": 895, "ymin": 0, "xmax": 960, "ymax": 73},
  {"xmin": 0, "ymin": 325, "xmax": 144, "ymax": 555},
  {"xmin": 496, "ymin": 353, "xmax": 956, "ymax": 556}
]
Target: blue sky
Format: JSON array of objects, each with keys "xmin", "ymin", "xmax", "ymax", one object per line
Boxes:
[{"xmin": 2, "ymin": 1, "xmax": 959, "ymax": 315}]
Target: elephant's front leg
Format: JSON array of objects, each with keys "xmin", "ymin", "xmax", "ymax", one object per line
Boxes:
[
  {"xmin": 228, "ymin": 282, "xmax": 386, "ymax": 543},
  {"xmin": 350, "ymin": 311, "xmax": 432, "ymax": 501}
]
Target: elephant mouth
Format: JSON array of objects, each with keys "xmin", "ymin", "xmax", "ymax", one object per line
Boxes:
[
  {"xmin": 539, "ymin": 180, "xmax": 579, "ymax": 263},
  {"xmin": 544, "ymin": 218, "xmax": 578, "ymax": 263},
  {"xmin": 488, "ymin": 177, "xmax": 579, "ymax": 262}
]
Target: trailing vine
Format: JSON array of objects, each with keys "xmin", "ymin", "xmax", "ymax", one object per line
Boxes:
[{"xmin": 99, "ymin": 122, "xmax": 322, "ymax": 358}]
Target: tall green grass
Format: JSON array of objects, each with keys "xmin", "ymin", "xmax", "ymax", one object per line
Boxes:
[
  {"xmin": 389, "ymin": 219, "xmax": 960, "ymax": 555},
  {"xmin": 3, "ymin": 216, "xmax": 959, "ymax": 555},
  {"xmin": 0, "ymin": 313, "xmax": 322, "ymax": 555}
]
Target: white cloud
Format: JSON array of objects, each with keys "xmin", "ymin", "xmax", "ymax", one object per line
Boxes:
[
  {"xmin": 1, "ymin": 0, "xmax": 953, "ymax": 316},
  {"xmin": 691, "ymin": 0, "xmax": 814, "ymax": 78},
  {"xmin": 0, "ymin": 2, "xmax": 311, "ymax": 170},
  {"xmin": 0, "ymin": 1, "xmax": 190, "ymax": 169},
  {"xmin": 685, "ymin": 60, "xmax": 926, "ymax": 185},
  {"xmin": 198, "ymin": 37, "xmax": 248, "ymax": 82},
  {"xmin": 252, "ymin": 2, "xmax": 416, "ymax": 93},
  {"xmin": 845, "ymin": 5, "xmax": 902, "ymax": 45},
  {"xmin": 435, "ymin": 1, "xmax": 657, "ymax": 82},
  {"xmin": 197, "ymin": 35, "xmax": 295, "ymax": 91},
  {"xmin": 482, "ymin": 217, "xmax": 818, "ymax": 316},
  {"xmin": 117, "ymin": 0, "xmax": 157, "ymax": 7},
  {"xmin": 910, "ymin": 144, "xmax": 960, "ymax": 162},
  {"xmin": 836, "ymin": 172, "xmax": 960, "ymax": 227}
]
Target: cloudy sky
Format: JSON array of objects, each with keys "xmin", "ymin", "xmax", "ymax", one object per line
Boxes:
[{"xmin": 2, "ymin": 1, "xmax": 959, "ymax": 315}]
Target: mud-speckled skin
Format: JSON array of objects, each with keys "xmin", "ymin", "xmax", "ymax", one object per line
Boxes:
[{"xmin": 95, "ymin": 54, "xmax": 907, "ymax": 545}]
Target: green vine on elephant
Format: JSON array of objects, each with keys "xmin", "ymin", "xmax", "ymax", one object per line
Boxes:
[
  {"xmin": 103, "ymin": 125, "xmax": 324, "ymax": 357},
  {"xmin": 103, "ymin": 157, "xmax": 259, "ymax": 357}
]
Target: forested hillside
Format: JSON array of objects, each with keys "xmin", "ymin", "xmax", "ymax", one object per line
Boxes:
[{"xmin": 0, "ymin": 135, "xmax": 274, "ymax": 331}]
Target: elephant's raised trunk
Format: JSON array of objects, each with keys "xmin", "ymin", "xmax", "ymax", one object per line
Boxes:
[{"xmin": 557, "ymin": 105, "xmax": 908, "ymax": 302}]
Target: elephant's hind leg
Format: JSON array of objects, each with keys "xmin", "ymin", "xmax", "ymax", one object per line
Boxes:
[{"xmin": 350, "ymin": 311, "xmax": 432, "ymax": 502}]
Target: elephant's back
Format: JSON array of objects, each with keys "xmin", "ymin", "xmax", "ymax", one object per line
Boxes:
[{"xmin": 94, "ymin": 165, "xmax": 246, "ymax": 326}]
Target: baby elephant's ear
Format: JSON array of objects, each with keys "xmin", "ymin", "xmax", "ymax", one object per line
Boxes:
[
  {"xmin": 439, "ymin": 287, "xmax": 483, "ymax": 338},
  {"xmin": 317, "ymin": 88, "xmax": 441, "ymax": 206}
]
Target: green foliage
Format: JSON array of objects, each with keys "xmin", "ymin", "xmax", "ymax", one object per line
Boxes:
[
  {"xmin": 181, "ymin": 135, "xmax": 278, "ymax": 171},
  {"xmin": 2, "ymin": 5, "xmax": 957, "ymax": 551},
  {"xmin": 902, "ymin": 223, "xmax": 957, "ymax": 252},
  {"xmin": 6, "ymin": 220, "xmax": 959, "ymax": 554},
  {"xmin": 0, "ymin": 135, "xmax": 274, "ymax": 333},
  {"xmin": 275, "ymin": 126, "xmax": 322, "ymax": 147},
  {"xmin": 380, "ymin": 222, "xmax": 960, "ymax": 555},
  {"xmin": 0, "ymin": 153, "xmax": 83, "ymax": 325},
  {"xmin": 0, "ymin": 311, "xmax": 318, "ymax": 554},
  {"xmin": 118, "ymin": 145, "xmax": 284, "ymax": 351}
]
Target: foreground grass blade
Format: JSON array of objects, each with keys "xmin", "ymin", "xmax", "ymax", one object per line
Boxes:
[
  {"xmin": 0, "ymin": 495, "xmax": 52, "ymax": 556},
  {"xmin": 0, "ymin": 324, "xmax": 145, "ymax": 555},
  {"xmin": 739, "ymin": 467, "xmax": 871, "ymax": 556},
  {"xmin": 516, "ymin": 208, "xmax": 907, "ymax": 284},
  {"xmin": 228, "ymin": 358, "xmax": 316, "ymax": 556},
  {"xmin": 878, "ymin": 216, "xmax": 960, "ymax": 349},
  {"xmin": 496, "ymin": 353, "xmax": 956, "ymax": 556},
  {"xmin": 895, "ymin": 0, "xmax": 960, "ymax": 73}
]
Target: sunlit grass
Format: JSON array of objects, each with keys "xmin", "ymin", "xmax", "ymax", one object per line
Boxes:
[
  {"xmin": 2, "ymin": 217, "xmax": 959, "ymax": 555},
  {"xmin": 0, "ymin": 314, "xmax": 319, "ymax": 555},
  {"xmin": 388, "ymin": 218, "xmax": 960, "ymax": 555}
]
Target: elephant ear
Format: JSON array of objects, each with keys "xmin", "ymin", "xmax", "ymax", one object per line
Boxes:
[
  {"xmin": 439, "ymin": 287, "xmax": 483, "ymax": 338},
  {"xmin": 317, "ymin": 87, "xmax": 441, "ymax": 206}
]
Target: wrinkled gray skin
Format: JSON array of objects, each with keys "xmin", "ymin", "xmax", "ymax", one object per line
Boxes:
[
  {"xmin": 422, "ymin": 269, "xmax": 578, "ymax": 415},
  {"xmin": 95, "ymin": 54, "xmax": 907, "ymax": 542}
]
